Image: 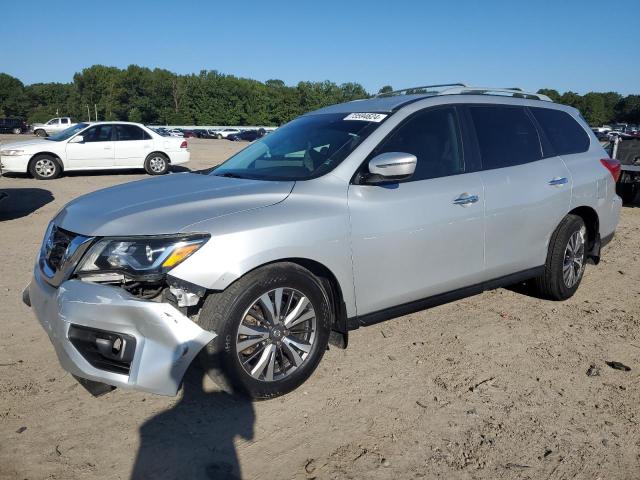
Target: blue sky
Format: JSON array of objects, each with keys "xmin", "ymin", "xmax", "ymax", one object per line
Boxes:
[{"xmin": 2, "ymin": 0, "xmax": 638, "ymax": 95}]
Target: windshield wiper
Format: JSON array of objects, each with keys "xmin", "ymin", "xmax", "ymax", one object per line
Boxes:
[{"xmin": 214, "ymin": 172, "xmax": 247, "ymax": 179}]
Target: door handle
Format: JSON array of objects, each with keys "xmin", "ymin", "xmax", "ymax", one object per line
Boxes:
[
  {"xmin": 104, "ymin": 147, "xmax": 112, "ymax": 150},
  {"xmin": 548, "ymin": 177, "xmax": 568, "ymax": 186},
  {"xmin": 453, "ymin": 193, "xmax": 479, "ymax": 206}
]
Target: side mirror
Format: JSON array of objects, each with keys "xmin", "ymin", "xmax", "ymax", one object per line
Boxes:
[
  {"xmin": 359, "ymin": 152, "xmax": 417, "ymax": 184},
  {"xmin": 69, "ymin": 135, "xmax": 84, "ymax": 144}
]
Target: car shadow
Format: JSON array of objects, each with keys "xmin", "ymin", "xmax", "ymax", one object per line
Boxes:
[
  {"xmin": 0, "ymin": 187, "xmax": 54, "ymax": 221},
  {"xmin": 130, "ymin": 357, "xmax": 254, "ymax": 480}
]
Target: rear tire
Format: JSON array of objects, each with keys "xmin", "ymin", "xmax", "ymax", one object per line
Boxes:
[
  {"xmin": 198, "ymin": 262, "xmax": 332, "ymax": 399},
  {"xmin": 532, "ymin": 215, "xmax": 587, "ymax": 300},
  {"xmin": 144, "ymin": 153, "xmax": 169, "ymax": 175},
  {"xmin": 29, "ymin": 155, "xmax": 61, "ymax": 180},
  {"xmin": 12, "ymin": 128, "xmax": 21, "ymax": 134}
]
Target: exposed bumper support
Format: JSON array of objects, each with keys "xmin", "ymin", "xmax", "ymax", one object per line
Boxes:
[{"xmin": 25, "ymin": 269, "xmax": 215, "ymax": 396}]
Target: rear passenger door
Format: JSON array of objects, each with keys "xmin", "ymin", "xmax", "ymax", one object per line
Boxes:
[
  {"xmin": 348, "ymin": 106, "xmax": 485, "ymax": 316},
  {"xmin": 114, "ymin": 124, "xmax": 153, "ymax": 166},
  {"xmin": 466, "ymin": 104, "xmax": 572, "ymax": 279}
]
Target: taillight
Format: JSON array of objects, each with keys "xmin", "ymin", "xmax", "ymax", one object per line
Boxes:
[
  {"xmin": 600, "ymin": 158, "xmax": 621, "ymax": 182},
  {"xmin": 180, "ymin": 141, "xmax": 188, "ymax": 149}
]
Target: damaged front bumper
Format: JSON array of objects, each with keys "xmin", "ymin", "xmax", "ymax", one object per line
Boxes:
[{"xmin": 24, "ymin": 267, "xmax": 215, "ymax": 396}]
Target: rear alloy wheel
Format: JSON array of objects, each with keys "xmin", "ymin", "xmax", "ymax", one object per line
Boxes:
[
  {"xmin": 532, "ymin": 214, "xmax": 587, "ymax": 300},
  {"xmin": 144, "ymin": 153, "xmax": 169, "ymax": 175},
  {"xmin": 198, "ymin": 263, "xmax": 331, "ymax": 399},
  {"xmin": 29, "ymin": 155, "xmax": 61, "ymax": 180}
]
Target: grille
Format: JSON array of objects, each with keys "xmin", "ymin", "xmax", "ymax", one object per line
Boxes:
[{"xmin": 44, "ymin": 226, "xmax": 78, "ymax": 273}]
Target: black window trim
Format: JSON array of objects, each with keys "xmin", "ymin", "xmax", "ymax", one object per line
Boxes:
[
  {"xmin": 462, "ymin": 103, "xmax": 551, "ymax": 172},
  {"xmin": 527, "ymin": 106, "xmax": 591, "ymax": 157},
  {"xmin": 82, "ymin": 124, "xmax": 116, "ymax": 142},
  {"xmin": 351, "ymin": 104, "xmax": 477, "ymax": 185},
  {"xmin": 114, "ymin": 123, "xmax": 151, "ymax": 141}
]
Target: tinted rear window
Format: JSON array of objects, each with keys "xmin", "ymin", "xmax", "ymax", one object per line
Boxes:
[
  {"xmin": 530, "ymin": 107, "xmax": 590, "ymax": 155},
  {"xmin": 469, "ymin": 106, "xmax": 543, "ymax": 170}
]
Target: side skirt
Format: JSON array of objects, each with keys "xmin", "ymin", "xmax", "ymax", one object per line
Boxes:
[{"xmin": 350, "ymin": 266, "xmax": 544, "ymax": 329}]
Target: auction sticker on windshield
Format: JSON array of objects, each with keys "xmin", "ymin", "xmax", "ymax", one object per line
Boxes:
[{"xmin": 343, "ymin": 113, "xmax": 388, "ymax": 122}]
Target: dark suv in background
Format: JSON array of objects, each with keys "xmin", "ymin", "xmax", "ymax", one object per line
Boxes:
[{"xmin": 0, "ymin": 118, "xmax": 27, "ymax": 134}]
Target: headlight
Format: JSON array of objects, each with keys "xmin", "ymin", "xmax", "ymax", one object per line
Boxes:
[
  {"xmin": 0, "ymin": 149, "xmax": 24, "ymax": 156},
  {"xmin": 76, "ymin": 234, "xmax": 209, "ymax": 278}
]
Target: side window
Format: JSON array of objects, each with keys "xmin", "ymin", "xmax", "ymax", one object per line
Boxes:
[
  {"xmin": 61, "ymin": 118, "xmax": 69, "ymax": 125},
  {"xmin": 83, "ymin": 125, "xmax": 113, "ymax": 142},
  {"xmin": 115, "ymin": 125, "xmax": 150, "ymax": 141},
  {"xmin": 47, "ymin": 118, "xmax": 59, "ymax": 125},
  {"xmin": 371, "ymin": 107, "xmax": 464, "ymax": 181},
  {"xmin": 529, "ymin": 107, "xmax": 590, "ymax": 155},
  {"xmin": 469, "ymin": 106, "xmax": 542, "ymax": 170}
]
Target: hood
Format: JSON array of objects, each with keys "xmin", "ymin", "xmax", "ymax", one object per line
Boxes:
[
  {"xmin": 0, "ymin": 138, "xmax": 54, "ymax": 150},
  {"xmin": 54, "ymin": 173, "xmax": 295, "ymax": 236}
]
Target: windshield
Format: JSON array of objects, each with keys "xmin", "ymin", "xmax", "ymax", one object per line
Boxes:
[
  {"xmin": 211, "ymin": 113, "xmax": 386, "ymax": 181},
  {"xmin": 46, "ymin": 123, "xmax": 89, "ymax": 142}
]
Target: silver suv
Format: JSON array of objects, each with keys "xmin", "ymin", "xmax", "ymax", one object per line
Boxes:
[{"xmin": 24, "ymin": 84, "xmax": 622, "ymax": 399}]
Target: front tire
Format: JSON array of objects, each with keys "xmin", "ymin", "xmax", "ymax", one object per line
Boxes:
[
  {"xmin": 29, "ymin": 155, "xmax": 61, "ymax": 180},
  {"xmin": 144, "ymin": 153, "xmax": 169, "ymax": 175},
  {"xmin": 12, "ymin": 128, "xmax": 21, "ymax": 134},
  {"xmin": 532, "ymin": 215, "xmax": 587, "ymax": 300},
  {"xmin": 198, "ymin": 263, "xmax": 332, "ymax": 399},
  {"xmin": 34, "ymin": 129, "xmax": 47, "ymax": 137}
]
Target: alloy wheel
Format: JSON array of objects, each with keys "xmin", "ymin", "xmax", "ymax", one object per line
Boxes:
[
  {"xmin": 34, "ymin": 158, "xmax": 56, "ymax": 178},
  {"xmin": 149, "ymin": 156, "xmax": 166, "ymax": 173},
  {"xmin": 563, "ymin": 226, "xmax": 586, "ymax": 288},
  {"xmin": 236, "ymin": 287, "xmax": 317, "ymax": 382}
]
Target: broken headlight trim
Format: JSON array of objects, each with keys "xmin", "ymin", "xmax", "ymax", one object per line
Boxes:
[{"xmin": 75, "ymin": 234, "xmax": 209, "ymax": 278}]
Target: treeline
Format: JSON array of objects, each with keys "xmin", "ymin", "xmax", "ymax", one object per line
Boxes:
[
  {"xmin": 0, "ymin": 65, "xmax": 638, "ymax": 127},
  {"xmin": 0, "ymin": 66, "xmax": 368, "ymax": 126},
  {"xmin": 537, "ymin": 89, "xmax": 640, "ymax": 126}
]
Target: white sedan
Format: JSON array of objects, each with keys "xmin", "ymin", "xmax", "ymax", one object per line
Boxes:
[{"xmin": 0, "ymin": 122, "xmax": 190, "ymax": 179}]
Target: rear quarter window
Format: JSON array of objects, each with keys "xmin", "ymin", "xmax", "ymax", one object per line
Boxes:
[{"xmin": 529, "ymin": 107, "xmax": 590, "ymax": 155}]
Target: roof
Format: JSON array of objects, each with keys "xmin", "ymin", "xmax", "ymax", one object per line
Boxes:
[
  {"xmin": 306, "ymin": 84, "xmax": 553, "ymax": 116},
  {"xmin": 306, "ymin": 94, "xmax": 432, "ymax": 115}
]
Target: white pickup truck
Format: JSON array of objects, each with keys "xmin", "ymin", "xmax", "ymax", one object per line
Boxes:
[{"xmin": 31, "ymin": 117, "xmax": 77, "ymax": 137}]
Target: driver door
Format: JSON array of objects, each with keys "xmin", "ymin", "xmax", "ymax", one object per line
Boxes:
[
  {"xmin": 66, "ymin": 124, "xmax": 115, "ymax": 169},
  {"xmin": 348, "ymin": 106, "xmax": 486, "ymax": 317}
]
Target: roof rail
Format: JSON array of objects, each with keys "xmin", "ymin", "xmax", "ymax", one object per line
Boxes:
[
  {"xmin": 375, "ymin": 83, "xmax": 469, "ymax": 97},
  {"xmin": 440, "ymin": 86, "xmax": 552, "ymax": 102},
  {"xmin": 375, "ymin": 84, "xmax": 552, "ymax": 102}
]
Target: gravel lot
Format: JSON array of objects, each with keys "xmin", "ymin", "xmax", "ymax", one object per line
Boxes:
[{"xmin": 1, "ymin": 135, "xmax": 639, "ymax": 480}]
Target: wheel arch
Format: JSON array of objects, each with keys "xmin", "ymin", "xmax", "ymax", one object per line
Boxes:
[
  {"xmin": 146, "ymin": 151, "xmax": 171, "ymax": 163},
  {"xmin": 221, "ymin": 257, "xmax": 349, "ymax": 334},
  {"xmin": 567, "ymin": 205, "xmax": 600, "ymax": 261},
  {"xmin": 29, "ymin": 152, "xmax": 64, "ymax": 171}
]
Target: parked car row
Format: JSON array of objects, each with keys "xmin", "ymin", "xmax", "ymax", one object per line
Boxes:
[{"xmin": 149, "ymin": 126, "xmax": 269, "ymax": 141}]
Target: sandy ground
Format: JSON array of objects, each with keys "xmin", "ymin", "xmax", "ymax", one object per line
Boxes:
[{"xmin": 0, "ymin": 134, "xmax": 639, "ymax": 480}]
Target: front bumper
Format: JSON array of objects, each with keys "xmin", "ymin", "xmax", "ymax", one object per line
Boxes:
[
  {"xmin": 0, "ymin": 154, "xmax": 29, "ymax": 174},
  {"xmin": 25, "ymin": 268, "xmax": 215, "ymax": 396}
]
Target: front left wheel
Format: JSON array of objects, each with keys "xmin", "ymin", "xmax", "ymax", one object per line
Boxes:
[
  {"xmin": 29, "ymin": 155, "xmax": 61, "ymax": 180},
  {"xmin": 198, "ymin": 263, "xmax": 332, "ymax": 399}
]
